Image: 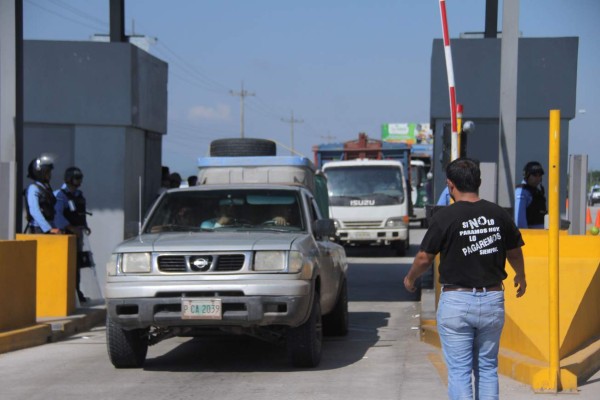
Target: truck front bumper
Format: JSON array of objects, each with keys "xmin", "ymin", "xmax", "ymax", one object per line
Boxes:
[
  {"xmin": 105, "ymin": 279, "xmax": 312, "ymax": 330},
  {"xmin": 335, "ymin": 226, "xmax": 408, "ymax": 245}
]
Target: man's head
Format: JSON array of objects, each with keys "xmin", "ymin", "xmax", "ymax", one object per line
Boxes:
[
  {"xmin": 169, "ymin": 173, "xmax": 182, "ymax": 188},
  {"xmin": 64, "ymin": 166, "xmax": 83, "ymax": 188},
  {"xmin": 523, "ymin": 161, "xmax": 544, "ymax": 186},
  {"xmin": 445, "ymin": 158, "xmax": 481, "ymax": 194},
  {"xmin": 27, "ymin": 154, "xmax": 54, "ymax": 183}
]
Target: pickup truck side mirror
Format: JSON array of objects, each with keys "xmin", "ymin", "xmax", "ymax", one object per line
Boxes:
[{"xmin": 313, "ymin": 219, "xmax": 336, "ymax": 237}]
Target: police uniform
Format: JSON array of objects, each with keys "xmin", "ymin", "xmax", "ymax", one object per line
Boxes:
[{"xmin": 514, "ymin": 162, "xmax": 547, "ymax": 229}]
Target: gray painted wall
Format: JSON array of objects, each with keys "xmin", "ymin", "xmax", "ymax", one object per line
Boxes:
[
  {"xmin": 430, "ymin": 37, "xmax": 578, "ymax": 211},
  {"xmin": 23, "ymin": 40, "xmax": 168, "ymax": 298}
]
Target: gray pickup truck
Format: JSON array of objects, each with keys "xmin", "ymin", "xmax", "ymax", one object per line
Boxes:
[{"xmin": 105, "ymin": 156, "xmax": 348, "ymax": 368}]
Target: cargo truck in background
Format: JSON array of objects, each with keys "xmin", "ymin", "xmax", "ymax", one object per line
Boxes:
[
  {"xmin": 408, "ymin": 143, "xmax": 434, "ymax": 227},
  {"xmin": 381, "ymin": 123, "xmax": 434, "ymax": 226},
  {"xmin": 312, "ymin": 133, "xmax": 411, "ymax": 255}
]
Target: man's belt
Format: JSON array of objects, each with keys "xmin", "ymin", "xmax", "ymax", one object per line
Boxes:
[{"xmin": 441, "ymin": 283, "xmax": 503, "ymax": 292}]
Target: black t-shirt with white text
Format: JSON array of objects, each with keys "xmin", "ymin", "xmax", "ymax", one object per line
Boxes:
[{"xmin": 420, "ymin": 199, "xmax": 524, "ymax": 287}]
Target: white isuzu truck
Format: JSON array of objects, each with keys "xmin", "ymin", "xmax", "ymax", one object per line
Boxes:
[{"xmin": 321, "ymin": 159, "xmax": 410, "ymax": 255}]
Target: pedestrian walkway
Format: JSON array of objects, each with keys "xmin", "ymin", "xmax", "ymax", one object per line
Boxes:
[{"xmin": 0, "ymin": 301, "xmax": 105, "ymax": 355}]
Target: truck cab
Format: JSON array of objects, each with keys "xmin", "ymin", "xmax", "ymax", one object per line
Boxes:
[{"xmin": 322, "ymin": 159, "xmax": 410, "ymax": 255}]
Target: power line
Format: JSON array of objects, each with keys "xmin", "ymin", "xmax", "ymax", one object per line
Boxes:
[
  {"xmin": 25, "ymin": 0, "xmax": 106, "ymax": 32},
  {"xmin": 229, "ymin": 82, "xmax": 255, "ymax": 138}
]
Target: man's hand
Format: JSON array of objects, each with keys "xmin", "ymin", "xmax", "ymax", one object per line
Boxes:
[
  {"xmin": 507, "ymin": 247, "xmax": 526, "ymax": 298},
  {"xmin": 272, "ymin": 216, "xmax": 288, "ymax": 226},
  {"xmin": 404, "ymin": 276, "xmax": 417, "ymax": 292},
  {"xmin": 404, "ymin": 250, "xmax": 435, "ymax": 293},
  {"xmin": 514, "ymin": 273, "xmax": 527, "ymax": 298}
]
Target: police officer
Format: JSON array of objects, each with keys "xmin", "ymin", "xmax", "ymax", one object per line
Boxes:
[
  {"xmin": 54, "ymin": 167, "xmax": 91, "ymax": 303},
  {"xmin": 514, "ymin": 161, "xmax": 547, "ymax": 229},
  {"xmin": 24, "ymin": 154, "xmax": 60, "ymax": 234}
]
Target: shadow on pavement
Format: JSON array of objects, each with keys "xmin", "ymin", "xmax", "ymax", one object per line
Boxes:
[{"xmin": 142, "ymin": 311, "xmax": 391, "ymax": 372}]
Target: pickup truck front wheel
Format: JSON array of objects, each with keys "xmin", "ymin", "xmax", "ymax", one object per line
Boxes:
[
  {"xmin": 323, "ymin": 278, "xmax": 348, "ymax": 336},
  {"xmin": 106, "ymin": 316, "xmax": 149, "ymax": 368},
  {"xmin": 287, "ymin": 292, "xmax": 322, "ymax": 368}
]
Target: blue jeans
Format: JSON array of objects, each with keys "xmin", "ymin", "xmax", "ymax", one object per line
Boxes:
[{"xmin": 437, "ymin": 290, "xmax": 505, "ymax": 400}]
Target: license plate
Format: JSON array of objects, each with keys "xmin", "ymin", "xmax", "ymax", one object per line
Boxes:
[
  {"xmin": 351, "ymin": 231, "xmax": 374, "ymax": 239},
  {"xmin": 181, "ymin": 298, "xmax": 222, "ymax": 320}
]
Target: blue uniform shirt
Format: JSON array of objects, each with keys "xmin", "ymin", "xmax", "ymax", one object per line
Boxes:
[
  {"xmin": 54, "ymin": 183, "xmax": 83, "ymax": 231},
  {"xmin": 436, "ymin": 187, "xmax": 450, "ymax": 206},
  {"xmin": 26, "ymin": 183, "xmax": 54, "ymax": 232},
  {"xmin": 514, "ymin": 180, "xmax": 544, "ymax": 229}
]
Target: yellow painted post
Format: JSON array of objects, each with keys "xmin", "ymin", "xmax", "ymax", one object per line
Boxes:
[
  {"xmin": 548, "ymin": 109, "xmax": 561, "ymax": 391},
  {"xmin": 0, "ymin": 241, "xmax": 37, "ymax": 331},
  {"xmin": 16, "ymin": 234, "xmax": 76, "ymax": 318},
  {"xmin": 456, "ymin": 104, "xmax": 463, "ymax": 158}
]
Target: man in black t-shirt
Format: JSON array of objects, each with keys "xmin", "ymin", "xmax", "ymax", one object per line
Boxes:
[{"xmin": 404, "ymin": 158, "xmax": 527, "ymax": 400}]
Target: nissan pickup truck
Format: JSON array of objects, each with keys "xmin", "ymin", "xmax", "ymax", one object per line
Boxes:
[{"xmin": 105, "ymin": 156, "xmax": 348, "ymax": 369}]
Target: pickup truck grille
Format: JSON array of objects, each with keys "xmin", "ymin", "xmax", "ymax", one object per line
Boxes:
[
  {"xmin": 157, "ymin": 254, "xmax": 245, "ymax": 273},
  {"xmin": 343, "ymin": 220, "xmax": 383, "ymax": 228}
]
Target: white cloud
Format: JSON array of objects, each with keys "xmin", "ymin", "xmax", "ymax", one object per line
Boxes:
[{"xmin": 187, "ymin": 104, "xmax": 231, "ymax": 121}]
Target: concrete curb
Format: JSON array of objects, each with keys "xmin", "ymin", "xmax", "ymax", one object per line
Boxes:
[{"xmin": 0, "ymin": 304, "xmax": 106, "ymax": 354}]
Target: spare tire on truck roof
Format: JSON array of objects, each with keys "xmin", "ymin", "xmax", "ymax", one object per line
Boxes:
[{"xmin": 210, "ymin": 138, "xmax": 276, "ymax": 157}]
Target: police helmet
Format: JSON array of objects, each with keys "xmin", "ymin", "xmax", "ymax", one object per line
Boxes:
[
  {"xmin": 523, "ymin": 161, "xmax": 544, "ymax": 178},
  {"xmin": 64, "ymin": 166, "xmax": 84, "ymax": 184},
  {"xmin": 27, "ymin": 154, "xmax": 54, "ymax": 182}
]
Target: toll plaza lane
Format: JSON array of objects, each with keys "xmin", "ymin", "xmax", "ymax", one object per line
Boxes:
[{"xmin": 1, "ymin": 227, "xmax": 598, "ymax": 399}]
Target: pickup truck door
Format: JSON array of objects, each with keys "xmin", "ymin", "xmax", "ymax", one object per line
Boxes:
[{"xmin": 306, "ymin": 195, "xmax": 342, "ymax": 313}]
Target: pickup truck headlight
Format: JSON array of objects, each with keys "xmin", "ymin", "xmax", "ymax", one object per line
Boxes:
[
  {"xmin": 254, "ymin": 251, "xmax": 286, "ymax": 272},
  {"xmin": 122, "ymin": 253, "xmax": 152, "ymax": 273}
]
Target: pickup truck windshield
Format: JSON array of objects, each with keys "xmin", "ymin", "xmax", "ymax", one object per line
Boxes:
[
  {"xmin": 325, "ymin": 165, "xmax": 405, "ymax": 206},
  {"xmin": 144, "ymin": 189, "xmax": 305, "ymax": 233}
]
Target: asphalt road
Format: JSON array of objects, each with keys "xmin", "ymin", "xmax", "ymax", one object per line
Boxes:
[{"xmin": 1, "ymin": 226, "xmax": 598, "ymax": 400}]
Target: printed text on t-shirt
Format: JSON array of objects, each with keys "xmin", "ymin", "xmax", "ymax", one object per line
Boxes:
[{"xmin": 460, "ymin": 216, "xmax": 502, "ymax": 256}]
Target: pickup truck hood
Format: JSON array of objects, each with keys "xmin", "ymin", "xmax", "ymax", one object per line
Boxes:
[{"xmin": 115, "ymin": 231, "xmax": 305, "ymax": 253}]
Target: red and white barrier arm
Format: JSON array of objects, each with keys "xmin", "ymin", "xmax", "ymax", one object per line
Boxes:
[{"xmin": 439, "ymin": 0, "xmax": 459, "ymax": 160}]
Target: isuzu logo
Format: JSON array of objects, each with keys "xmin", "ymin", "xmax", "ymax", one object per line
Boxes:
[
  {"xmin": 190, "ymin": 256, "xmax": 212, "ymax": 271},
  {"xmin": 350, "ymin": 199, "xmax": 375, "ymax": 206}
]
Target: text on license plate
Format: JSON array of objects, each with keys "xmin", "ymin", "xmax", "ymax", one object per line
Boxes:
[{"xmin": 181, "ymin": 298, "xmax": 222, "ymax": 320}]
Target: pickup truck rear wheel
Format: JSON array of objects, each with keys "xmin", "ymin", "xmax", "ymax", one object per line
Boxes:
[
  {"xmin": 106, "ymin": 316, "xmax": 149, "ymax": 368},
  {"xmin": 323, "ymin": 278, "xmax": 348, "ymax": 336},
  {"xmin": 287, "ymin": 292, "xmax": 322, "ymax": 368}
]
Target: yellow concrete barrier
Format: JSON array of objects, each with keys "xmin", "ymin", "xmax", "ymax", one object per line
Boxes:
[
  {"xmin": 502, "ymin": 230, "xmax": 600, "ymax": 391},
  {"xmin": 0, "ymin": 240, "xmax": 37, "ymax": 332},
  {"xmin": 421, "ymin": 230, "xmax": 600, "ymax": 391},
  {"xmin": 16, "ymin": 234, "xmax": 76, "ymax": 318}
]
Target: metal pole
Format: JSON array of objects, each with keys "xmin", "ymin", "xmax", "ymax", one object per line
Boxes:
[
  {"xmin": 548, "ymin": 109, "xmax": 561, "ymax": 392},
  {"xmin": 438, "ymin": 0, "xmax": 458, "ymax": 161},
  {"xmin": 230, "ymin": 82, "xmax": 255, "ymax": 138},
  {"xmin": 456, "ymin": 104, "xmax": 463, "ymax": 157}
]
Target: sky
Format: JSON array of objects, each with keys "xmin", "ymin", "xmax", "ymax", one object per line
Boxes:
[{"xmin": 23, "ymin": 0, "xmax": 600, "ymax": 177}]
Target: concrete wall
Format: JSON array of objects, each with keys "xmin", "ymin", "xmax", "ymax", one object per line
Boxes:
[
  {"xmin": 23, "ymin": 40, "xmax": 168, "ymax": 297},
  {"xmin": 430, "ymin": 37, "xmax": 578, "ymax": 210}
]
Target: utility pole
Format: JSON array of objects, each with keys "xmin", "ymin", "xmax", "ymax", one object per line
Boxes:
[
  {"xmin": 281, "ymin": 110, "xmax": 303, "ymax": 155},
  {"xmin": 320, "ymin": 133, "xmax": 337, "ymax": 143},
  {"xmin": 230, "ymin": 82, "xmax": 255, "ymax": 138}
]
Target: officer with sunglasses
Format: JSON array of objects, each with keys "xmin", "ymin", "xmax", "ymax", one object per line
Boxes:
[{"xmin": 514, "ymin": 161, "xmax": 547, "ymax": 229}]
